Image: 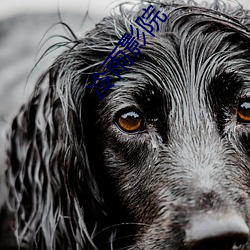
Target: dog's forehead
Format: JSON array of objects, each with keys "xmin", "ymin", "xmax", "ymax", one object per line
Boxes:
[
  {"xmin": 90, "ymin": 2, "xmax": 250, "ymax": 125},
  {"xmin": 110, "ymin": 5, "xmax": 250, "ymax": 103}
]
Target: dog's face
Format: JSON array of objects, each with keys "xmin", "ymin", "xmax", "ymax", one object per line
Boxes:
[
  {"xmin": 84, "ymin": 3, "xmax": 250, "ymax": 249},
  {"xmin": 4, "ymin": 1, "xmax": 250, "ymax": 250}
]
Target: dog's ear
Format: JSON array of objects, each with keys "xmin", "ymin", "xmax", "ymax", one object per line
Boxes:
[
  {"xmin": 3, "ymin": 48, "xmax": 105, "ymax": 249},
  {"xmin": 1, "ymin": 10, "xmax": 134, "ymax": 248}
]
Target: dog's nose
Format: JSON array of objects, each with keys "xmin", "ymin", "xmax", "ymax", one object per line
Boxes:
[{"xmin": 185, "ymin": 213, "xmax": 249, "ymax": 250}]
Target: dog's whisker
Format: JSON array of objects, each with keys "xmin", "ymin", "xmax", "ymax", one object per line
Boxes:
[{"xmin": 93, "ymin": 222, "xmax": 149, "ymax": 238}]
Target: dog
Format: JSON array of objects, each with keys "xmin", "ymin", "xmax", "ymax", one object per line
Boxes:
[{"xmin": 1, "ymin": 0, "xmax": 250, "ymax": 249}]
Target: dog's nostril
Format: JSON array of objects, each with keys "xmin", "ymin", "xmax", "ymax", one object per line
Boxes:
[
  {"xmin": 235, "ymin": 236, "xmax": 249, "ymax": 248},
  {"xmin": 185, "ymin": 213, "xmax": 249, "ymax": 250},
  {"xmin": 187, "ymin": 234, "xmax": 248, "ymax": 250}
]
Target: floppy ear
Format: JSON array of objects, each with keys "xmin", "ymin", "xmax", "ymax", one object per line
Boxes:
[
  {"xmin": 0, "ymin": 8, "xmax": 138, "ymax": 248},
  {"xmin": 3, "ymin": 46, "xmax": 106, "ymax": 249}
]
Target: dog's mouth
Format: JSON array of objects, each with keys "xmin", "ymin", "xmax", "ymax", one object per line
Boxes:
[
  {"xmin": 185, "ymin": 213, "xmax": 249, "ymax": 250},
  {"xmin": 186, "ymin": 236, "xmax": 248, "ymax": 250}
]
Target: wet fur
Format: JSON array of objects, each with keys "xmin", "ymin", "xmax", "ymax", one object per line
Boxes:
[{"xmin": 2, "ymin": 0, "xmax": 250, "ymax": 249}]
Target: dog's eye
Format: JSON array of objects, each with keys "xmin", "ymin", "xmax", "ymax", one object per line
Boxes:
[
  {"xmin": 237, "ymin": 99, "xmax": 250, "ymax": 123},
  {"xmin": 116, "ymin": 110, "xmax": 144, "ymax": 133}
]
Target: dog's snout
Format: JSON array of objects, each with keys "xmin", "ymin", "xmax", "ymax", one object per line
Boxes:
[{"xmin": 185, "ymin": 213, "xmax": 249, "ymax": 250}]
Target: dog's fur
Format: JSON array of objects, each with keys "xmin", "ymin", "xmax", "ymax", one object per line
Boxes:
[{"xmin": 2, "ymin": 0, "xmax": 250, "ymax": 249}]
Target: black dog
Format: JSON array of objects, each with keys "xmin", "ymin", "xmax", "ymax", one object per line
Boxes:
[{"xmin": 2, "ymin": 0, "xmax": 250, "ymax": 249}]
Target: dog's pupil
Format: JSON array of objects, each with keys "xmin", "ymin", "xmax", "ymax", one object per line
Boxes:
[{"xmin": 237, "ymin": 100, "xmax": 250, "ymax": 122}]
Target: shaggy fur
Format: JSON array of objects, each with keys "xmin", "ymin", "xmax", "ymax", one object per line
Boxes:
[{"xmin": 2, "ymin": 0, "xmax": 250, "ymax": 249}]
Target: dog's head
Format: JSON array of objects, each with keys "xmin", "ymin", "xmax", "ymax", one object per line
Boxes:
[{"xmin": 3, "ymin": 1, "xmax": 250, "ymax": 249}]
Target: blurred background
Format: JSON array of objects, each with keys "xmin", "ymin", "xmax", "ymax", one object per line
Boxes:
[{"xmin": 0, "ymin": 0, "xmax": 250, "ymax": 175}]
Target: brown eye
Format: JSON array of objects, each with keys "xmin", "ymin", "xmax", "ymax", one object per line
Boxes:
[
  {"xmin": 237, "ymin": 99, "xmax": 250, "ymax": 123},
  {"xmin": 116, "ymin": 110, "xmax": 144, "ymax": 133}
]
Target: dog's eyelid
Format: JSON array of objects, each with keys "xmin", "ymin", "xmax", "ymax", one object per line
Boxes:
[
  {"xmin": 113, "ymin": 106, "xmax": 143, "ymax": 119},
  {"xmin": 239, "ymin": 93, "xmax": 250, "ymax": 99}
]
